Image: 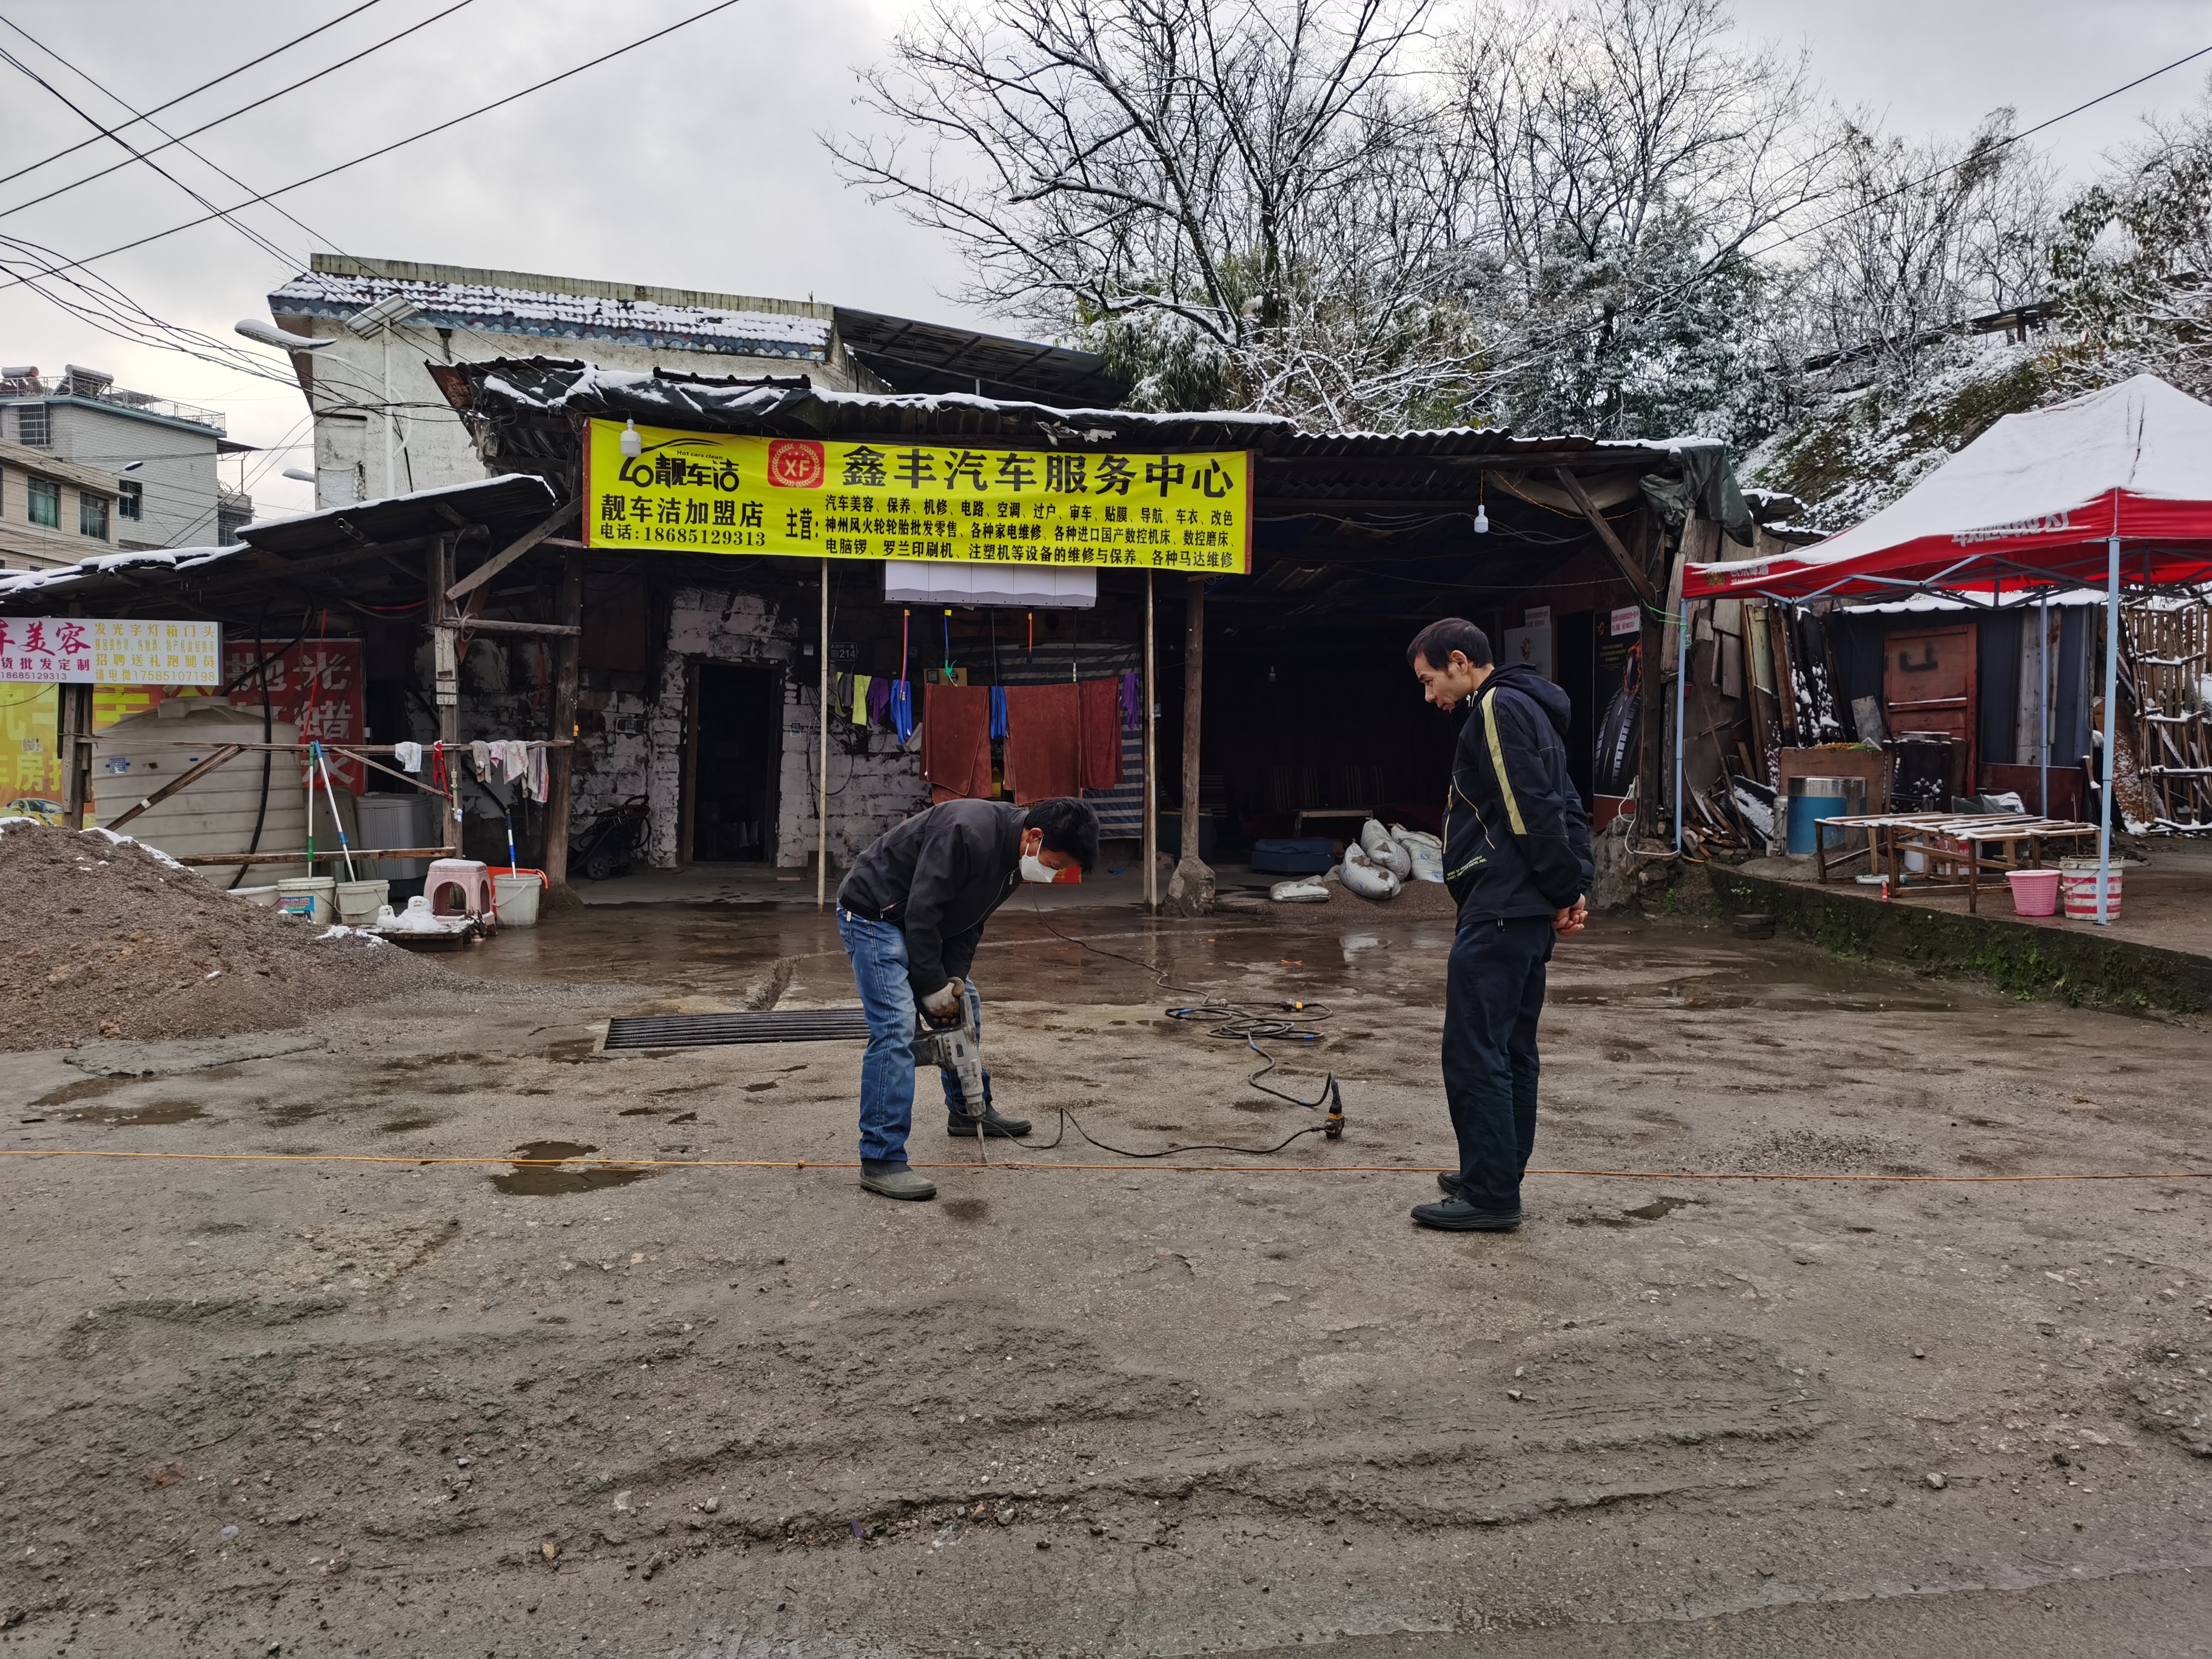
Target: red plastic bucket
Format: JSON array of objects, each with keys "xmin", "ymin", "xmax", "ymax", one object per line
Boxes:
[{"xmin": 2005, "ymin": 868, "xmax": 2061, "ymax": 917}]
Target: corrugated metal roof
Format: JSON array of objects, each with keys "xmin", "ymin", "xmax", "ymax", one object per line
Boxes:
[
  {"xmin": 271, "ymin": 270, "xmax": 831, "ymax": 361},
  {"xmin": 832, "ymin": 307, "xmax": 1128, "ymax": 408},
  {"xmin": 238, "ymin": 472, "xmax": 558, "ymax": 556}
]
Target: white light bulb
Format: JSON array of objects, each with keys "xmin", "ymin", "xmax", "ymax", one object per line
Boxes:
[
  {"xmin": 1473, "ymin": 503, "xmax": 1490, "ymax": 534},
  {"xmin": 619, "ymin": 419, "xmax": 642, "ymax": 459}
]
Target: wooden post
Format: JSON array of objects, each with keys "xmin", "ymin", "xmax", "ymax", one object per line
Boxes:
[
  {"xmin": 429, "ymin": 534, "xmax": 461, "ymax": 856},
  {"xmin": 1142, "ymin": 570, "xmax": 1158, "ymax": 913},
  {"xmin": 542, "ymin": 548, "xmax": 583, "ymax": 886},
  {"xmin": 816, "ymin": 557, "xmax": 830, "ymax": 912},
  {"xmin": 1634, "ymin": 508, "xmax": 1671, "ymax": 842},
  {"xmin": 678, "ymin": 659, "xmax": 699, "ymax": 866},
  {"xmin": 58, "ymin": 682, "xmax": 92, "ymax": 828},
  {"xmin": 1168, "ymin": 574, "xmax": 1214, "ymax": 914}
]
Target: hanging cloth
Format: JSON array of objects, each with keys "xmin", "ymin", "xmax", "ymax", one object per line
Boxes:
[
  {"xmin": 867, "ymin": 675, "xmax": 893, "ymax": 730},
  {"xmin": 890, "ymin": 680, "xmax": 915, "ymax": 742},
  {"xmin": 1119, "ymin": 671, "xmax": 1141, "ymax": 730},
  {"xmin": 989, "ymin": 686, "xmax": 1008, "ymax": 740},
  {"xmin": 525, "ymin": 742, "xmax": 549, "ymax": 804},
  {"xmin": 920, "ymin": 683, "xmax": 993, "ymax": 803},
  {"xmin": 851, "ymin": 673, "xmax": 872, "ymax": 725},
  {"xmin": 1078, "ymin": 677, "xmax": 1124, "ymax": 791},
  {"xmin": 394, "ymin": 740, "xmax": 423, "ymax": 774},
  {"xmin": 469, "ymin": 739, "xmax": 492, "ymax": 779},
  {"xmin": 1003, "ymin": 683, "xmax": 1082, "ymax": 803}
]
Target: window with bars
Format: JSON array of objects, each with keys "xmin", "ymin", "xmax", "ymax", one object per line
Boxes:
[
  {"xmin": 79, "ymin": 491, "xmax": 109, "ymax": 539},
  {"xmin": 27, "ymin": 476, "xmax": 59, "ymax": 528},
  {"xmin": 15, "ymin": 404, "xmax": 49, "ymax": 446}
]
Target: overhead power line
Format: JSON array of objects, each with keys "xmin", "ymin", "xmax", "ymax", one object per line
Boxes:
[
  {"xmin": 0, "ymin": 0, "xmax": 748, "ymax": 293},
  {"xmin": 0, "ymin": 0, "xmax": 476, "ymax": 222},
  {"xmin": 0, "ymin": 0, "xmax": 386, "ymax": 193}
]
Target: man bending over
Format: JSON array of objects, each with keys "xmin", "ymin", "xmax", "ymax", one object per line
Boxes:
[{"xmin": 835, "ymin": 797, "xmax": 1099, "ymax": 1201}]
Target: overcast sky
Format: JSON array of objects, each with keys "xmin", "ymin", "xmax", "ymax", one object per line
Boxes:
[{"xmin": 0, "ymin": 0, "xmax": 2205, "ymax": 521}]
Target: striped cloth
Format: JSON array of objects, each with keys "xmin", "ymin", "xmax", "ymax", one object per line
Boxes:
[{"xmin": 1084, "ymin": 727, "xmax": 1146, "ymax": 836}]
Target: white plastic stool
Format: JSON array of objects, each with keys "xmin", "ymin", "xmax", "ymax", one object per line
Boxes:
[{"xmin": 424, "ymin": 857, "xmax": 495, "ymax": 924}]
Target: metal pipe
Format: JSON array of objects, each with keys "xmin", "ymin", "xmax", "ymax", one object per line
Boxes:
[
  {"xmin": 1142, "ymin": 570, "xmax": 1157, "ymax": 913},
  {"xmin": 2038, "ymin": 590, "xmax": 2049, "ymax": 817},
  {"xmin": 817, "ymin": 557, "xmax": 830, "ymax": 913},
  {"xmin": 2097, "ymin": 537, "xmax": 2120, "ymax": 925},
  {"xmin": 1672, "ymin": 592, "xmax": 1689, "ymax": 854}
]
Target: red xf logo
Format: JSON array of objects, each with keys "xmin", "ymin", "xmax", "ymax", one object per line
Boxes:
[{"xmin": 766, "ymin": 440, "xmax": 825, "ymax": 490}]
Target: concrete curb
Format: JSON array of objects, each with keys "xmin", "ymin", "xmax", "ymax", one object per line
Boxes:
[{"xmin": 1706, "ymin": 866, "xmax": 2212, "ymax": 1017}]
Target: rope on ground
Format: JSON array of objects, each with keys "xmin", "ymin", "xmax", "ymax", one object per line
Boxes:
[{"xmin": 0, "ymin": 1148, "xmax": 2205, "ymax": 1181}]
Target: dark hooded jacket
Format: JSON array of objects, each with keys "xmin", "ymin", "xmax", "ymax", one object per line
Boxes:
[
  {"xmin": 836, "ymin": 799, "xmax": 1027, "ymax": 997},
  {"xmin": 1441, "ymin": 663, "xmax": 1595, "ymax": 923}
]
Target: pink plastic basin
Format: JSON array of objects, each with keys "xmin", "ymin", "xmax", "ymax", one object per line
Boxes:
[{"xmin": 2006, "ymin": 868, "xmax": 2062, "ymax": 917}]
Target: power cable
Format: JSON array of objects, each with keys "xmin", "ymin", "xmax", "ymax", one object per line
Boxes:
[
  {"xmin": 0, "ymin": 0, "xmax": 474, "ymax": 221},
  {"xmin": 0, "ymin": 0, "xmax": 386, "ymax": 193},
  {"xmin": 0, "ymin": 0, "xmax": 748, "ymax": 290}
]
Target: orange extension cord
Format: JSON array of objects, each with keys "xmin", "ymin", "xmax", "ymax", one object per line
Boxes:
[{"xmin": 0, "ymin": 1148, "xmax": 2204, "ymax": 1182}]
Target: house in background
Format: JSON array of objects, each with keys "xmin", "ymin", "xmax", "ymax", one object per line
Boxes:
[
  {"xmin": 0, "ymin": 364, "xmax": 250, "ymax": 549},
  {"xmin": 0, "ymin": 436, "xmax": 118, "ymax": 571},
  {"xmin": 264, "ymin": 254, "xmax": 1125, "ymax": 507}
]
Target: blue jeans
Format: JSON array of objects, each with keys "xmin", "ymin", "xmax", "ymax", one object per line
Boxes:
[
  {"xmin": 837, "ymin": 909, "xmax": 987, "ymax": 1163},
  {"xmin": 1442, "ymin": 914, "xmax": 1555, "ymax": 1213}
]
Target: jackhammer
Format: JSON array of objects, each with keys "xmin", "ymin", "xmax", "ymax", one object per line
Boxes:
[{"xmin": 912, "ymin": 982, "xmax": 991, "ymax": 1156}]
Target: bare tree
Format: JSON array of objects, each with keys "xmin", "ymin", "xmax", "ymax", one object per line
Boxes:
[
  {"xmin": 829, "ymin": 0, "xmax": 1492, "ymax": 427},
  {"xmin": 2051, "ymin": 88, "xmax": 2212, "ymax": 398},
  {"xmin": 1435, "ymin": 0, "xmax": 1840, "ymax": 438}
]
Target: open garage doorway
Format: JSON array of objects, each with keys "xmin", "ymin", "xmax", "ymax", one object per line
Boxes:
[{"xmin": 683, "ymin": 663, "xmax": 782, "ymax": 863}]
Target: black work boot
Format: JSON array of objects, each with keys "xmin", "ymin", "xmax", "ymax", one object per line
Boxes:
[
  {"xmin": 945, "ymin": 1105, "xmax": 1031, "ymax": 1138},
  {"xmin": 859, "ymin": 1159, "xmax": 937, "ymax": 1201},
  {"xmin": 1410, "ymin": 1196, "xmax": 1521, "ymax": 1232}
]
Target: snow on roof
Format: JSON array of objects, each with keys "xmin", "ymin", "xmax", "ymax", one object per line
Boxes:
[
  {"xmin": 0, "ymin": 544, "xmax": 238, "ymax": 598},
  {"xmin": 271, "ymin": 270, "xmax": 832, "ymax": 360}
]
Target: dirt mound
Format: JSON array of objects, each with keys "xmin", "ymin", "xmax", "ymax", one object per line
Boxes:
[{"xmin": 0, "ymin": 820, "xmax": 463, "ymax": 1051}]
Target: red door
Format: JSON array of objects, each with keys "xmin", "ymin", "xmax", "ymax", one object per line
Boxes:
[{"xmin": 1883, "ymin": 625, "xmax": 1977, "ymax": 779}]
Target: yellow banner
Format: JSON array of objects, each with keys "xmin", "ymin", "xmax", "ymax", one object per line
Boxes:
[{"xmin": 584, "ymin": 423, "xmax": 1251, "ymax": 574}]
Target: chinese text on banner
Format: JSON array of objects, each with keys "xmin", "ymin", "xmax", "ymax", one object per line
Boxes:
[
  {"xmin": 0, "ymin": 618, "xmax": 223, "ymax": 686},
  {"xmin": 585, "ymin": 423, "xmax": 1252, "ymax": 574}
]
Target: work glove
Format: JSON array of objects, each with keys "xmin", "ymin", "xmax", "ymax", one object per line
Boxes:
[{"xmin": 920, "ymin": 978, "xmax": 965, "ymax": 1027}]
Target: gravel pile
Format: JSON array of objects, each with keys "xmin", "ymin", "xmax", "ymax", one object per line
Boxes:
[{"xmin": 0, "ymin": 819, "xmax": 461, "ymax": 1051}]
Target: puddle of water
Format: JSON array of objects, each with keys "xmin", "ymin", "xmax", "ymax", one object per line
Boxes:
[
  {"xmin": 491, "ymin": 1141, "xmax": 653, "ymax": 1198},
  {"xmin": 1621, "ymin": 1195, "xmax": 1695, "ymax": 1221},
  {"xmin": 65, "ymin": 1098, "xmax": 207, "ymax": 1127},
  {"xmin": 541, "ymin": 1039, "xmax": 599, "ymax": 1064},
  {"xmin": 33, "ymin": 1074, "xmax": 129, "ymax": 1110}
]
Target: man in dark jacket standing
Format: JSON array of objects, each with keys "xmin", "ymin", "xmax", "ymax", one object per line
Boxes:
[
  {"xmin": 1406, "ymin": 618, "xmax": 1594, "ymax": 1232},
  {"xmin": 834, "ymin": 797, "xmax": 1099, "ymax": 1201}
]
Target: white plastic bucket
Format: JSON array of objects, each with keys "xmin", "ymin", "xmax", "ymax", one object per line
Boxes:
[
  {"xmin": 2060, "ymin": 860, "xmax": 2122, "ymax": 920},
  {"xmin": 230, "ymin": 884, "xmax": 282, "ymax": 908},
  {"xmin": 276, "ymin": 876, "xmax": 335, "ymax": 923},
  {"xmin": 493, "ymin": 872, "xmax": 542, "ymax": 927},
  {"xmin": 334, "ymin": 878, "xmax": 391, "ymax": 926}
]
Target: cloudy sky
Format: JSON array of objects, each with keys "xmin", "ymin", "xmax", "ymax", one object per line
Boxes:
[{"xmin": 0, "ymin": 0, "xmax": 2205, "ymax": 520}]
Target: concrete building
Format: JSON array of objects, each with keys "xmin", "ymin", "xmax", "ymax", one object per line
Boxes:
[
  {"xmin": 0, "ymin": 365, "xmax": 249, "ymax": 549},
  {"xmin": 264, "ymin": 254, "xmax": 1130, "ymax": 509},
  {"xmin": 0, "ymin": 437, "xmax": 118, "ymax": 571}
]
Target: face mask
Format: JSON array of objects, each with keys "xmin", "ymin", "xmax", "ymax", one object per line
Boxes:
[{"xmin": 1019, "ymin": 852, "xmax": 1057, "ymax": 884}]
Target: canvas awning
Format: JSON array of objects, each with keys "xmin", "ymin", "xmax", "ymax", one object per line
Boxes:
[{"xmin": 1684, "ymin": 375, "xmax": 2212, "ymax": 602}]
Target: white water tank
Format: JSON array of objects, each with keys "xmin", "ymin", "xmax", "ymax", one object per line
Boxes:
[{"xmin": 93, "ymin": 697, "xmax": 307, "ymax": 885}]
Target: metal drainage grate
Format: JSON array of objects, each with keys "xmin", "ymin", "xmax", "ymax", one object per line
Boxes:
[{"xmin": 603, "ymin": 1008, "xmax": 874, "ymax": 1051}]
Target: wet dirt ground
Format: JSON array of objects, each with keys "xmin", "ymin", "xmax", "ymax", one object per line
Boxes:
[{"xmin": 1, "ymin": 900, "xmax": 2208, "ymax": 1657}]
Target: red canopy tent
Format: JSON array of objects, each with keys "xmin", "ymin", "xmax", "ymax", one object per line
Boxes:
[{"xmin": 1680, "ymin": 375, "xmax": 2212, "ymax": 921}]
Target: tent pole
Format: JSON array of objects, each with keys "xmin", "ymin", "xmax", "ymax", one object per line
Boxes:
[
  {"xmin": 2037, "ymin": 591, "xmax": 2049, "ymax": 817},
  {"xmin": 1672, "ymin": 591, "xmax": 1688, "ymax": 854},
  {"xmin": 2097, "ymin": 537, "xmax": 2119, "ymax": 925},
  {"xmin": 817, "ymin": 557, "xmax": 830, "ymax": 914}
]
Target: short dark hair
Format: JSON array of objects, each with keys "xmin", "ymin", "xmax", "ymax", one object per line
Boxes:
[
  {"xmin": 1406, "ymin": 617, "xmax": 1493, "ymax": 671},
  {"xmin": 1024, "ymin": 797, "xmax": 1100, "ymax": 873}
]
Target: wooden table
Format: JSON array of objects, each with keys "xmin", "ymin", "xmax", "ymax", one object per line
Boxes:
[
  {"xmin": 1814, "ymin": 812, "xmax": 2100, "ymax": 912},
  {"xmin": 1295, "ymin": 808, "xmax": 1376, "ymax": 836}
]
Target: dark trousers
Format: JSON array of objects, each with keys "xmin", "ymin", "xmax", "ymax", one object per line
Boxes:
[{"xmin": 1443, "ymin": 914, "xmax": 1556, "ymax": 1213}]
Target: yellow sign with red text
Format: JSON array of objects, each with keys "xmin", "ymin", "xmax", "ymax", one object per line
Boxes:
[{"xmin": 584, "ymin": 422, "xmax": 1251, "ymax": 574}]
